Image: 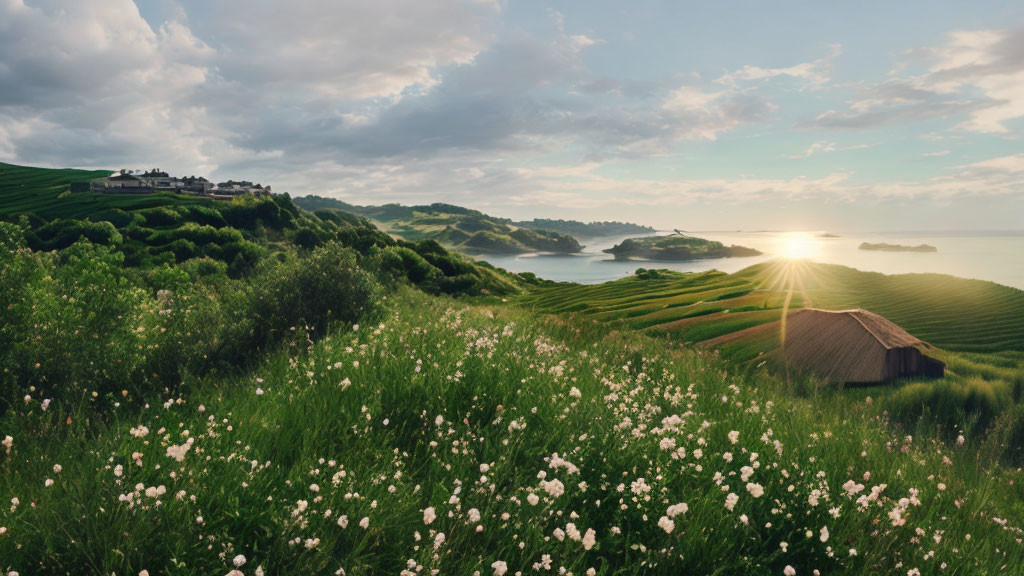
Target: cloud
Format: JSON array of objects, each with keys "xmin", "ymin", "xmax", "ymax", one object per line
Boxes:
[
  {"xmin": 921, "ymin": 150, "xmax": 951, "ymax": 157},
  {"xmin": 717, "ymin": 44, "xmax": 842, "ymax": 87},
  {"xmin": 788, "ymin": 140, "xmax": 871, "ymax": 159},
  {"xmin": 804, "ymin": 25, "xmax": 1024, "ymax": 132}
]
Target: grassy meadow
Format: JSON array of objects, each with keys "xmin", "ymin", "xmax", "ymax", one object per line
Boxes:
[
  {"xmin": 2, "ymin": 288, "xmax": 1022, "ymax": 575},
  {"xmin": 0, "ymin": 164, "xmax": 1022, "ymax": 574}
]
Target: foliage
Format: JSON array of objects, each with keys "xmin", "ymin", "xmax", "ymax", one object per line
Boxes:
[{"xmin": 0, "ymin": 290, "xmax": 1020, "ymax": 574}]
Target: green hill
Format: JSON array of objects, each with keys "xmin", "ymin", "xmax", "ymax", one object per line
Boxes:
[
  {"xmin": 294, "ymin": 196, "xmax": 584, "ymax": 255},
  {"xmin": 526, "ymin": 260, "xmax": 1024, "ymax": 354}
]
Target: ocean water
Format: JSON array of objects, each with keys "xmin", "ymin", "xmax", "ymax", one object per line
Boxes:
[{"xmin": 475, "ymin": 231, "xmax": 1024, "ymax": 290}]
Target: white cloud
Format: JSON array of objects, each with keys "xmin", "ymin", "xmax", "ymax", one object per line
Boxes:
[
  {"xmin": 807, "ymin": 25, "xmax": 1024, "ymax": 133},
  {"xmin": 717, "ymin": 44, "xmax": 842, "ymax": 87}
]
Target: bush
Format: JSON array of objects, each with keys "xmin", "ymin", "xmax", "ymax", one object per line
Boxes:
[
  {"xmin": 375, "ymin": 246, "xmax": 442, "ymax": 285},
  {"xmin": 885, "ymin": 377, "xmax": 1009, "ymax": 438},
  {"xmin": 3, "ymin": 240, "xmax": 147, "ymax": 401},
  {"xmin": 223, "ymin": 243, "xmax": 381, "ymax": 361}
]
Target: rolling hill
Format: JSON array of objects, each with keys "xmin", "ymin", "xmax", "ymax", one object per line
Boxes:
[
  {"xmin": 294, "ymin": 196, "xmax": 655, "ymax": 254},
  {"xmin": 524, "ymin": 260, "xmax": 1024, "ymax": 382}
]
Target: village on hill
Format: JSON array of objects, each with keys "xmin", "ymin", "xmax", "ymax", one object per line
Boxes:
[{"xmin": 88, "ymin": 168, "xmax": 274, "ymax": 199}]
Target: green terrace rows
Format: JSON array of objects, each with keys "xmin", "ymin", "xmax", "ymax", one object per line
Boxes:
[{"xmin": 523, "ymin": 260, "xmax": 1024, "ymax": 356}]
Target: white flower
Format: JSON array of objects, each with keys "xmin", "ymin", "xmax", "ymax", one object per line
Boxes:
[
  {"xmin": 527, "ymin": 493, "xmax": 540, "ymax": 506},
  {"xmin": 728, "ymin": 430, "xmax": 740, "ymax": 444},
  {"xmin": 820, "ymin": 526, "xmax": 829, "ymax": 543},
  {"xmin": 657, "ymin": 516, "xmax": 675, "ymax": 534},
  {"xmin": 541, "ymin": 479, "xmax": 564, "ymax": 498},
  {"xmin": 784, "ymin": 566, "xmax": 796, "ymax": 576},
  {"xmin": 233, "ymin": 554, "xmax": 246, "ymax": 567},
  {"xmin": 491, "ymin": 560, "xmax": 508, "ymax": 576},
  {"xmin": 725, "ymin": 492, "xmax": 739, "ymax": 511},
  {"xmin": 337, "ymin": 515, "xmax": 349, "ymax": 528},
  {"xmin": 582, "ymin": 528, "xmax": 596, "ymax": 550},
  {"xmin": 423, "ymin": 507, "xmax": 437, "ymax": 524},
  {"xmin": 666, "ymin": 503, "xmax": 688, "ymax": 517},
  {"xmin": 746, "ymin": 483, "xmax": 764, "ymax": 498},
  {"xmin": 468, "ymin": 508, "xmax": 481, "ymax": 522},
  {"xmin": 359, "ymin": 516, "xmax": 370, "ymax": 529}
]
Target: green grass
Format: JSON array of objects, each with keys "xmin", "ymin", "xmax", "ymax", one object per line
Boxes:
[
  {"xmin": 0, "ymin": 288, "xmax": 1021, "ymax": 574},
  {"xmin": 524, "ymin": 260, "xmax": 1024, "ymax": 354}
]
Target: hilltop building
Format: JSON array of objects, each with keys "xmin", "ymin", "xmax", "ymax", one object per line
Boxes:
[{"xmin": 89, "ymin": 169, "xmax": 271, "ymax": 198}]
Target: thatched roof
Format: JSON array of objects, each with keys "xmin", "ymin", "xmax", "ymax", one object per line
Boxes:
[{"xmin": 702, "ymin": 308, "xmax": 941, "ymax": 383}]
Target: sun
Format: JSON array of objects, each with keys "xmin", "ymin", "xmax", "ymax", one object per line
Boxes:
[{"xmin": 778, "ymin": 232, "xmax": 819, "ymax": 260}]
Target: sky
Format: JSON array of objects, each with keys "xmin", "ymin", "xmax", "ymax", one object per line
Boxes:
[{"xmin": 1, "ymin": 1, "xmax": 1023, "ymax": 232}]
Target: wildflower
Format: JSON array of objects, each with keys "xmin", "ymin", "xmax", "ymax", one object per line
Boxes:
[
  {"xmin": 44, "ymin": 479, "xmax": 53, "ymax": 487},
  {"xmin": 582, "ymin": 528, "xmax": 596, "ymax": 550},
  {"xmin": 784, "ymin": 567, "xmax": 796, "ymax": 576},
  {"xmin": 746, "ymin": 483, "xmax": 764, "ymax": 498},
  {"xmin": 725, "ymin": 492, "xmax": 739, "ymax": 511},
  {"xmin": 527, "ymin": 493, "xmax": 540, "ymax": 506},
  {"xmin": 2, "ymin": 436, "xmax": 12, "ymax": 454},
  {"xmin": 337, "ymin": 515, "xmax": 349, "ymax": 528},
  {"xmin": 819, "ymin": 526, "xmax": 829, "ymax": 543},
  {"xmin": 666, "ymin": 503, "xmax": 688, "ymax": 517},
  {"xmin": 256, "ymin": 388, "xmax": 265, "ymax": 396},
  {"xmin": 233, "ymin": 555, "xmax": 246, "ymax": 567},
  {"xmin": 491, "ymin": 560, "xmax": 508, "ymax": 576},
  {"xmin": 541, "ymin": 479, "xmax": 565, "ymax": 498},
  {"xmin": 657, "ymin": 516, "xmax": 675, "ymax": 534},
  {"xmin": 468, "ymin": 508, "xmax": 481, "ymax": 522},
  {"xmin": 359, "ymin": 517, "xmax": 369, "ymax": 529},
  {"xmin": 165, "ymin": 438, "xmax": 195, "ymax": 462},
  {"xmin": 53, "ymin": 464, "xmax": 62, "ymax": 474},
  {"xmin": 423, "ymin": 507, "xmax": 437, "ymax": 525},
  {"xmin": 728, "ymin": 430, "xmax": 740, "ymax": 444}
]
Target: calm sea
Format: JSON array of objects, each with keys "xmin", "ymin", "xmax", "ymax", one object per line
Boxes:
[{"xmin": 475, "ymin": 231, "xmax": 1024, "ymax": 290}]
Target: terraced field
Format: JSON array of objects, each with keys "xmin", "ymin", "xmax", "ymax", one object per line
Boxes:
[
  {"xmin": 525, "ymin": 260, "xmax": 1024, "ymax": 358},
  {"xmin": 0, "ymin": 162, "xmax": 216, "ymax": 219}
]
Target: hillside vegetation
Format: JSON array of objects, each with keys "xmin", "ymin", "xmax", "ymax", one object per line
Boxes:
[
  {"xmin": 296, "ymin": 196, "xmax": 659, "ymax": 255},
  {"xmin": 604, "ymin": 234, "xmax": 762, "ymax": 261},
  {"xmin": 1, "ymin": 288, "xmax": 1022, "ymax": 574},
  {"xmin": 295, "ymin": 197, "xmax": 585, "ymax": 255}
]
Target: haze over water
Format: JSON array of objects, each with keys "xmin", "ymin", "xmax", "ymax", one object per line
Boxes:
[{"xmin": 478, "ymin": 231, "xmax": 1024, "ymax": 290}]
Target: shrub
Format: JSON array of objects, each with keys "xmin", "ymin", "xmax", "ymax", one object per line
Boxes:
[
  {"xmin": 885, "ymin": 377, "xmax": 1008, "ymax": 438},
  {"xmin": 223, "ymin": 243, "xmax": 380, "ymax": 361}
]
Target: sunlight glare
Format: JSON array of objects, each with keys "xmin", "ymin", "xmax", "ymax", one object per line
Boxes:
[{"xmin": 778, "ymin": 232, "xmax": 819, "ymax": 260}]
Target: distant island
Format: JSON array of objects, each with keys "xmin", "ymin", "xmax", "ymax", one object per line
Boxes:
[
  {"xmin": 859, "ymin": 242, "xmax": 938, "ymax": 253},
  {"xmin": 819, "ymin": 232, "xmax": 841, "ymax": 238},
  {"xmin": 604, "ymin": 234, "xmax": 762, "ymax": 261}
]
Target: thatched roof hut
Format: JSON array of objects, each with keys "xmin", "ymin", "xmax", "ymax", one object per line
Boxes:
[{"xmin": 779, "ymin": 308, "xmax": 945, "ymax": 383}]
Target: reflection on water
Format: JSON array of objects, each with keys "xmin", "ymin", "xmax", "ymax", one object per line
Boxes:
[{"xmin": 473, "ymin": 231, "xmax": 1024, "ymax": 289}]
